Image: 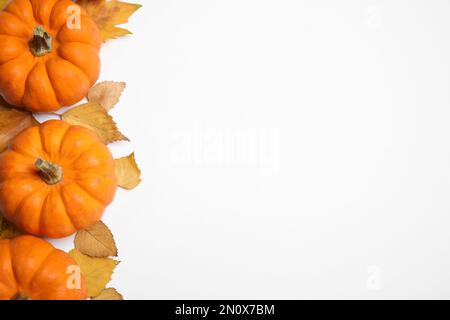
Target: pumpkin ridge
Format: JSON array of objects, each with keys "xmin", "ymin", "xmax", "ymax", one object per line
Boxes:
[
  {"xmin": 43, "ymin": 58, "xmax": 62, "ymax": 106},
  {"xmin": 64, "ymin": 180, "xmax": 106, "ymax": 208},
  {"xmin": 35, "ymin": 122, "xmax": 50, "ymax": 160},
  {"xmin": 71, "ymin": 179, "xmax": 109, "ymax": 206},
  {"xmin": 48, "ymin": 0, "xmax": 60, "ymax": 30},
  {"xmin": 0, "ymin": 50, "xmax": 30, "ymax": 70},
  {"xmin": 58, "ymin": 42, "xmax": 100, "ymax": 84},
  {"xmin": 25, "ymin": 0, "xmax": 36, "ymax": 23},
  {"xmin": 38, "ymin": 120, "xmax": 58, "ymax": 158},
  {"xmin": 60, "ymin": 133, "xmax": 108, "ymax": 167},
  {"xmin": 23, "ymin": 249, "xmax": 56, "ymax": 298},
  {"xmin": 77, "ymin": 171, "xmax": 117, "ymax": 183},
  {"xmin": 49, "ymin": 1, "xmax": 85, "ymax": 35},
  {"xmin": 0, "ymin": 179, "xmax": 44, "ymax": 223},
  {"xmin": 71, "ymin": 167, "xmax": 117, "ymax": 187},
  {"xmin": 4, "ymin": 241, "xmax": 20, "ymax": 300},
  {"xmin": 0, "ymin": 53, "xmax": 34, "ymax": 105},
  {"xmin": 5, "ymin": 6, "xmax": 34, "ymax": 31},
  {"xmin": 56, "ymin": 124, "xmax": 74, "ymax": 156},
  {"xmin": 9, "ymin": 237, "xmax": 50, "ymax": 298},
  {"xmin": 55, "ymin": 56, "xmax": 90, "ymax": 87},
  {"xmin": 32, "ymin": 0, "xmax": 60, "ymax": 27},
  {"xmin": 45, "ymin": 56, "xmax": 90, "ymax": 105},
  {"xmin": 9, "ymin": 127, "xmax": 44, "ymax": 160},
  {"xmin": 64, "ymin": 141, "xmax": 102, "ymax": 168},
  {"xmin": 27, "ymin": 6, "xmax": 38, "ymax": 27},
  {"xmin": 50, "ymin": 187, "xmax": 78, "ymax": 235},
  {"xmin": 0, "ymin": 50, "xmax": 32, "ymax": 69},
  {"xmin": 60, "ymin": 181, "xmax": 107, "ymax": 230},
  {"xmin": 38, "ymin": 187, "xmax": 77, "ymax": 236},
  {"xmin": 0, "ymin": 33, "xmax": 28, "ymax": 45},
  {"xmin": 56, "ymin": 35, "xmax": 98, "ymax": 49},
  {"xmin": 28, "ymin": 0, "xmax": 48, "ymax": 31},
  {"xmin": 20, "ymin": 59, "xmax": 39, "ymax": 106},
  {"xmin": 7, "ymin": 179, "xmax": 42, "ymax": 214},
  {"xmin": 0, "ymin": 32, "xmax": 30, "ymax": 41},
  {"xmin": 22, "ymin": 60, "xmax": 60, "ymax": 110},
  {"xmin": 52, "ymin": 20, "xmax": 65, "ymax": 39},
  {"xmin": 55, "ymin": 12, "xmax": 101, "ymax": 49},
  {"xmin": 10, "ymin": 183, "xmax": 46, "ymax": 230},
  {"xmin": 0, "ymin": 37, "xmax": 28, "ymax": 68},
  {"xmin": 0, "ymin": 174, "xmax": 39, "ymax": 183},
  {"xmin": 0, "ymin": 11, "xmax": 33, "ymax": 39},
  {"xmin": 0, "ymin": 149, "xmax": 35, "ymax": 168},
  {"xmin": 0, "ymin": 150, "xmax": 35, "ymax": 177},
  {"xmin": 47, "ymin": 0, "xmax": 65, "ymax": 33},
  {"xmin": 38, "ymin": 191, "xmax": 50, "ymax": 235},
  {"xmin": 37, "ymin": 190, "xmax": 54, "ymax": 234},
  {"xmin": 75, "ymin": 175, "xmax": 117, "ymax": 205},
  {"xmin": 8, "ymin": 146, "xmax": 42, "ymax": 162},
  {"xmin": 59, "ymin": 183, "xmax": 84, "ymax": 230}
]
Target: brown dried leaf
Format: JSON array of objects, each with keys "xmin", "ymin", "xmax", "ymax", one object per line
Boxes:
[
  {"xmin": 0, "ymin": 0, "xmax": 8, "ymax": 10},
  {"xmin": 69, "ymin": 249, "xmax": 119, "ymax": 297},
  {"xmin": 0, "ymin": 102, "xmax": 38, "ymax": 152},
  {"xmin": 75, "ymin": 221, "xmax": 118, "ymax": 258},
  {"xmin": 115, "ymin": 153, "xmax": 141, "ymax": 190},
  {"xmin": 78, "ymin": 0, "xmax": 142, "ymax": 41},
  {"xmin": 62, "ymin": 102, "xmax": 128, "ymax": 144},
  {"xmin": 92, "ymin": 288, "xmax": 123, "ymax": 300},
  {"xmin": 0, "ymin": 215, "xmax": 22, "ymax": 240},
  {"xmin": 88, "ymin": 81, "xmax": 126, "ymax": 111}
]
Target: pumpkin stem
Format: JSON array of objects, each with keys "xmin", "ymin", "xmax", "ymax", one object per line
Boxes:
[
  {"xmin": 29, "ymin": 26, "xmax": 53, "ymax": 57},
  {"xmin": 12, "ymin": 293, "xmax": 30, "ymax": 300},
  {"xmin": 35, "ymin": 158, "xmax": 63, "ymax": 185}
]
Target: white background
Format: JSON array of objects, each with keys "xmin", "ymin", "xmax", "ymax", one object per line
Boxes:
[{"xmin": 48, "ymin": 0, "xmax": 450, "ymax": 299}]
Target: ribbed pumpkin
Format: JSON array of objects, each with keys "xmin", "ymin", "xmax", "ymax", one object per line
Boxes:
[
  {"xmin": 0, "ymin": 235, "xmax": 87, "ymax": 300},
  {"xmin": 0, "ymin": 120, "xmax": 118, "ymax": 238},
  {"xmin": 0, "ymin": 0, "xmax": 101, "ymax": 112}
]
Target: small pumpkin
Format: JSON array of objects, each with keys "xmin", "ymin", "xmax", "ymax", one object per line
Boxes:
[
  {"xmin": 0, "ymin": 0, "xmax": 101, "ymax": 112},
  {"xmin": 0, "ymin": 120, "xmax": 118, "ymax": 238},
  {"xmin": 0, "ymin": 235, "xmax": 88, "ymax": 300}
]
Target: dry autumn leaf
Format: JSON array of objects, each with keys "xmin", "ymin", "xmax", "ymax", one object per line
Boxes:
[
  {"xmin": 92, "ymin": 288, "xmax": 124, "ymax": 300},
  {"xmin": 0, "ymin": 103, "xmax": 38, "ymax": 152},
  {"xmin": 115, "ymin": 153, "xmax": 142, "ymax": 190},
  {"xmin": 75, "ymin": 221, "xmax": 118, "ymax": 258},
  {"xmin": 88, "ymin": 81, "xmax": 126, "ymax": 111},
  {"xmin": 0, "ymin": 0, "xmax": 8, "ymax": 10},
  {"xmin": 77, "ymin": 0, "xmax": 142, "ymax": 41},
  {"xmin": 0, "ymin": 215, "xmax": 22, "ymax": 240},
  {"xmin": 69, "ymin": 249, "xmax": 119, "ymax": 297},
  {"xmin": 61, "ymin": 102, "xmax": 129, "ymax": 144}
]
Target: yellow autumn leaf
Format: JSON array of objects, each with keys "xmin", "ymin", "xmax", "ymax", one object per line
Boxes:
[
  {"xmin": 92, "ymin": 288, "xmax": 124, "ymax": 300},
  {"xmin": 61, "ymin": 102, "xmax": 128, "ymax": 144},
  {"xmin": 0, "ymin": 103, "xmax": 38, "ymax": 152},
  {"xmin": 88, "ymin": 81, "xmax": 126, "ymax": 111},
  {"xmin": 115, "ymin": 153, "xmax": 142, "ymax": 190},
  {"xmin": 0, "ymin": 215, "xmax": 22, "ymax": 240},
  {"xmin": 75, "ymin": 221, "xmax": 118, "ymax": 258},
  {"xmin": 77, "ymin": 0, "xmax": 142, "ymax": 41},
  {"xmin": 69, "ymin": 249, "xmax": 119, "ymax": 297},
  {"xmin": 0, "ymin": 0, "xmax": 9, "ymax": 10}
]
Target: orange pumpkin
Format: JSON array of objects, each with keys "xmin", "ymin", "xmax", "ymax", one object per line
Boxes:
[
  {"xmin": 0, "ymin": 235, "xmax": 87, "ymax": 300},
  {"xmin": 0, "ymin": 0, "xmax": 101, "ymax": 112},
  {"xmin": 0, "ymin": 120, "xmax": 117, "ymax": 238}
]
